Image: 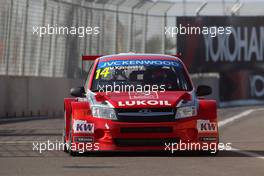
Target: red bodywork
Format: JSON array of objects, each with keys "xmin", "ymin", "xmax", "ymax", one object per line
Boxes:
[{"xmin": 64, "ymin": 54, "xmax": 219, "ymax": 153}]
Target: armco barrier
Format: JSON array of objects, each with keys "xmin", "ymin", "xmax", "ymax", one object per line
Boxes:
[{"xmin": 0, "ymin": 75, "xmax": 219, "ymax": 118}]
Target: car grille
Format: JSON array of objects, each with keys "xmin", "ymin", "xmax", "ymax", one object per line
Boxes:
[
  {"xmin": 120, "ymin": 127, "xmax": 173, "ymax": 133},
  {"xmin": 114, "ymin": 138, "xmax": 179, "ymax": 147},
  {"xmin": 115, "ymin": 108, "xmax": 176, "ymax": 122}
]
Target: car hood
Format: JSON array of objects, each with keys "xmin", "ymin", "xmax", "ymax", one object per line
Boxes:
[{"xmin": 93, "ymin": 91, "xmax": 192, "ymax": 109}]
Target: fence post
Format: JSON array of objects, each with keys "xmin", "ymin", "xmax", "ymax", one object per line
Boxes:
[
  {"xmin": 5, "ymin": 0, "xmax": 14, "ymax": 75},
  {"xmin": 143, "ymin": 2, "xmax": 157, "ymax": 53},
  {"xmin": 115, "ymin": 0, "xmax": 126, "ymax": 54},
  {"xmin": 21, "ymin": 0, "xmax": 29, "ymax": 76},
  {"xmin": 88, "ymin": 3, "xmax": 93, "ymax": 55},
  {"xmin": 83, "ymin": 5, "xmax": 88, "ymax": 55},
  {"xmin": 162, "ymin": 13, "xmax": 166, "ymax": 54},
  {"xmin": 129, "ymin": 2, "xmax": 142, "ymax": 52},
  {"xmin": 36, "ymin": 0, "xmax": 47, "ymax": 76},
  {"xmin": 51, "ymin": 2, "xmax": 60, "ymax": 77},
  {"xmin": 164, "ymin": 2, "xmax": 176, "ymax": 54},
  {"xmin": 175, "ymin": 16, "xmax": 177, "ymax": 53},
  {"xmin": 101, "ymin": 3, "xmax": 105, "ymax": 54}
]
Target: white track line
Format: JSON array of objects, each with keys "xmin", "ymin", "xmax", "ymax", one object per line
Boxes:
[
  {"xmin": 231, "ymin": 147, "xmax": 264, "ymax": 160},
  {"xmin": 219, "ymin": 108, "xmax": 264, "ymax": 159},
  {"xmin": 219, "ymin": 109, "xmax": 254, "ymax": 127}
]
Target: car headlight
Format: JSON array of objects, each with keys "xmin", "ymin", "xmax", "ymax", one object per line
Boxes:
[
  {"xmin": 175, "ymin": 106, "xmax": 197, "ymax": 119},
  {"xmin": 91, "ymin": 106, "xmax": 117, "ymax": 120}
]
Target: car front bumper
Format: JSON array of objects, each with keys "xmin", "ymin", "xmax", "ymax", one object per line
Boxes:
[{"xmin": 70, "ymin": 117, "xmax": 219, "ymax": 152}]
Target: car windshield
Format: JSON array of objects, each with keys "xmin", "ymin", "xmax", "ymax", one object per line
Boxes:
[{"xmin": 91, "ymin": 59, "xmax": 192, "ymax": 92}]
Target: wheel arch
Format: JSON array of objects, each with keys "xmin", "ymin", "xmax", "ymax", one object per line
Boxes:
[
  {"xmin": 64, "ymin": 98, "xmax": 76, "ymax": 141},
  {"xmin": 197, "ymin": 99, "xmax": 217, "ymax": 121}
]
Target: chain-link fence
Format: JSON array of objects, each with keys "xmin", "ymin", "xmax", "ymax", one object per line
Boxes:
[{"xmin": 0, "ymin": 0, "xmax": 263, "ymax": 78}]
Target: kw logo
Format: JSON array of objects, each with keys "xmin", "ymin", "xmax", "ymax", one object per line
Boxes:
[
  {"xmin": 197, "ymin": 120, "xmax": 217, "ymax": 132},
  {"xmin": 73, "ymin": 120, "xmax": 94, "ymax": 133}
]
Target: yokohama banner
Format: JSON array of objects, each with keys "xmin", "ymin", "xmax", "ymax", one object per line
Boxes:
[{"xmin": 176, "ymin": 17, "xmax": 264, "ymax": 101}]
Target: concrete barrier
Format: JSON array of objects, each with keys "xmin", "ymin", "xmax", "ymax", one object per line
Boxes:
[
  {"xmin": 0, "ymin": 74, "xmax": 220, "ymax": 118},
  {"xmin": 0, "ymin": 76, "xmax": 82, "ymax": 118}
]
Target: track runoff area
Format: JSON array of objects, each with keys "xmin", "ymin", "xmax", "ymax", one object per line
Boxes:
[{"xmin": 0, "ymin": 106, "xmax": 263, "ymax": 176}]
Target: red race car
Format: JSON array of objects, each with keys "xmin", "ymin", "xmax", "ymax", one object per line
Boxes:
[{"xmin": 63, "ymin": 53, "xmax": 219, "ymax": 155}]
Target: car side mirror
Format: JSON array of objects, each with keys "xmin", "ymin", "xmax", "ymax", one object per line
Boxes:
[
  {"xmin": 70, "ymin": 87, "xmax": 85, "ymax": 97},
  {"xmin": 196, "ymin": 85, "xmax": 212, "ymax": 96}
]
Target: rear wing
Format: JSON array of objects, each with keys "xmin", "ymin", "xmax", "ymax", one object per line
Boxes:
[
  {"xmin": 81, "ymin": 55, "xmax": 102, "ymax": 74},
  {"xmin": 174, "ymin": 53, "xmax": 182, "ymax": 58},
  {"xmin": 82, "ymin": 55, "xmax": 102, "ymax": 61}
]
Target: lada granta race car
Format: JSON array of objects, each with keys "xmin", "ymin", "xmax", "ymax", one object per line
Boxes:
[{"xmin": 63, "ymin": 53, "xmax": 219, "ymax": 156}]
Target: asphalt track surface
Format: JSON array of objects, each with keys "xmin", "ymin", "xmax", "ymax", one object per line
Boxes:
[{"xmin": 0, "ymin": 106, "xmax": 263, "ymax": 176}]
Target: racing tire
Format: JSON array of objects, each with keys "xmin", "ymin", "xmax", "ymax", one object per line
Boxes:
[
  {"xmin": 63, "ymin": 110, "xmax": 69, "ymax": 153},
  {"xmin": 199, "ymin": 150, "xmax": 219, "ymax": 156},
  {"xmin": 62, "ymin": 130, "xmax": 69, "ymax": 153},
  {"xmin": 68, "ymin": 119, "xmax": 78, "ymax": 157}
]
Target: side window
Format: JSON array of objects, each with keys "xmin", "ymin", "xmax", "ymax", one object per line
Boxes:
[{"xmin": 85, "ymin": 63, "xmax": 94, "ymax": 89}]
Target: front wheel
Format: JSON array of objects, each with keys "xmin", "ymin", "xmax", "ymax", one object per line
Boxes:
[
  {"xmin": 68, "ymin": 126, "xmax": 78, "ymax": 156},
  {"xmin": 62, "ymin": 130, "xmax": 68, "ymax": 153},
  {"xmin": 63, "ymin": 110, "xmax": 69, "ymax": 153}
]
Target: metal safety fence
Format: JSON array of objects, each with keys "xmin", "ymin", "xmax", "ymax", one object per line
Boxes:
[{"xmin": 0, "ymin": 0, "xmax": 263, "ymax": 78}]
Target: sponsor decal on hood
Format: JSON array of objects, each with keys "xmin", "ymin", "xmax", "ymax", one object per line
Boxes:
[{"xmin": 92, "ymin": 91, "xmax": 192, "ymax": 108}]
